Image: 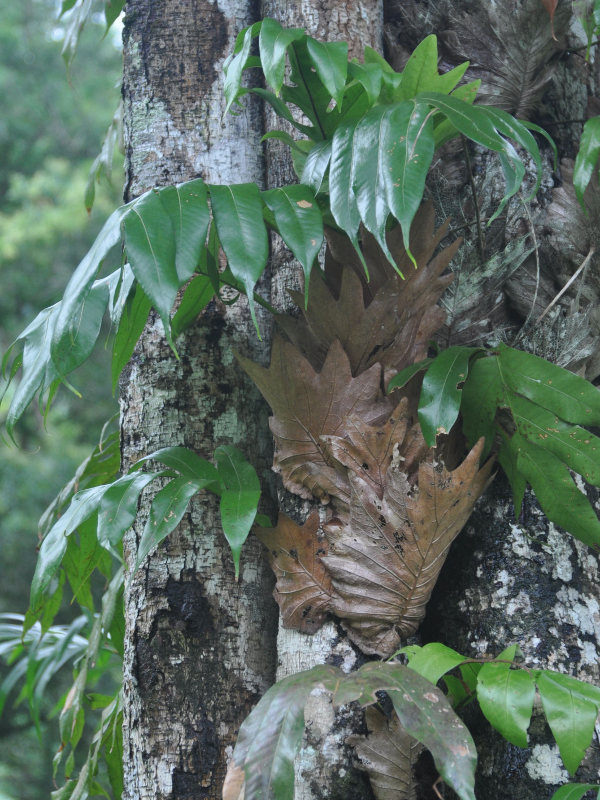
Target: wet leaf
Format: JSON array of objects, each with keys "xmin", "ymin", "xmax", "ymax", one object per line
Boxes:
[{"xmin": 254, "ymin": 512, "xmax": 334, "ymax": 633}]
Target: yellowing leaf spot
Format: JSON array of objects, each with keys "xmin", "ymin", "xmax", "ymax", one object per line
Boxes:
[{"xmin": 297, "ymin": 200, "xmax": 312, "ymax": 209}]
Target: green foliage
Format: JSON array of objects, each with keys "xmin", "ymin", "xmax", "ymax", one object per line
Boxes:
[
  {"xmin": 402, "ymin": 642, "xmax": 600, "ymax": 776},
  {"xmin": 389, "ymin": 344, "xmax": 600, "ymax": 548},
  {"xmin": 225, "ymin": 19, "xmax": 542, "ymax": 261},
  {"xmin": 227, "ymin": 663, "xmax": 477, "ymax": 800},
  {"xmin": 573, "ymin": 116, "xmax": 600, "ymax": 206},
  {"xmin": 552, "ymin": 785, "xmax": 600, "ymax": 800}
]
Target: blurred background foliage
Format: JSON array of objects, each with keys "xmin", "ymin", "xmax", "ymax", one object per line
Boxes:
[{"xmin": 0, "ymin": 1, "xmax": 122, "ymax": 796}]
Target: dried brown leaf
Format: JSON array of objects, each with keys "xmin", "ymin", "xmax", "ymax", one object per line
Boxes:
[
  {"xmin": 350, "ymin": 707, "xmax": 423, "ymax": 800},
  {"xmin": 439, "ymin": 0, "xmax": 569, "ymax": 117},
  {"xmin": 222, "ymin": 762, "xmax": 245, "ymax": 800},
  {"xmin": 254, "ymin": 512, "xmax": 334, "ymax": 633},
  {"xmin": 238, "ymin": 338, "xmax": 391, "ymax": 504},
  {"xmin": 322, "ymin": 438, "xmax": 495, "ymax": 656},
  {"xmin": 547, "ymin": 159, "xmax": 600, "ymax": 262},
  {"xmin": 321, "ymin": 399, "xmax": 429, "ymax": 498},
  {"xmin": 278, "ymin": 203, "xmax": 457, "ymax": 378}
]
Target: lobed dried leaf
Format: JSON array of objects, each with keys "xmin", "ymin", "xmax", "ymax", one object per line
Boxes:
[
  {"xmin": 349, "ymin": 707, "xmax": 424, "ymax": 800},
  {"xmin": 278, "ymin": 203, "xmax": 457, "ymax": 381},
  {"xmin": 322, "ymin": 438, "xmax": 495, "ymax": 656},
  {"xmin": 254, "ymin": 512, "xmax": 334, "ymax": 634},
  {"xmin": 238, "ymin": 337, "xmax": 391, "ymax": 504}
]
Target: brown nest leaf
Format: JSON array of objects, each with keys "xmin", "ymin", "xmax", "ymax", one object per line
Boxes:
[
  {"xmin": 322, "ymin": 438, "xmax": 495, "ymax": 657},
  {"xmin": 349, "ymin": 707, "xmax": 424, "ymax": 800},
  {"xmin": 277, "ymin": 202, "xmax": 458, "ymax": 380},
  {"xmin": 238, "ymin": 337, "xmax": 391, "ymax": 504},
  {"xmin": 254, "ymin": 511, "xmax": 334, "ymax": 634},
  {"xmin": 321, "ymin": 399, "xmax": 428, "ymax": 499}
]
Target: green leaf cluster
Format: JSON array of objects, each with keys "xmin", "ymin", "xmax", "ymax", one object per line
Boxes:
[
  {"xmin": 225, "ymin": 19, "xmax": 547, "ymax": 262},
  {"xmin": 389, "ymin": 344, "xmax": 600, "ymax": 548},
  {"xmin": 30, "ymin": 441, "xmax": 260, "ymax": 625},
  {"xmin": 403, "ymin": 642, "xmax": 600, "ymax": 776},
  {"xmin": 1, "ymin": 178, "xmax": 325, "ymax": 436}
]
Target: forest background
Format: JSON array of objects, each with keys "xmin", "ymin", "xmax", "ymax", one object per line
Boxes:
[{"xmin": 0, "ymin": 2, "xmax": 122, "ymax": 796}]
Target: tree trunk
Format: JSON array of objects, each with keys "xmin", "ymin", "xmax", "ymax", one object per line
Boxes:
[
  {"xmin": 258, "ymin": 5, "xmax": 384, "ymax": 800},
  {"xmin": 119, "ymin": 3, "xmax": 278, "ymax": 799},
  {"xmin": 384, "ymin": 1, "xmax": 600, "ymax": 797}
]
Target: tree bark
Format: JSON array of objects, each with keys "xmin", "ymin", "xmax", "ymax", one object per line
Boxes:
[
  {"xmin": 120, "ymin": 3, "xmax": 278, "ymax": 799},
  {"xmin": 259, "ymin": 4, "xmax": 383, "ymax": 799},
  {"xmin": 384, "ymin": 1, "xmax": 600, "ymax": 797}
]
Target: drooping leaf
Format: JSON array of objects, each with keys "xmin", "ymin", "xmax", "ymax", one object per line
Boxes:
[
  {"xmin": 381, "ymin": 101, "xmax": 435, "ymax": 261},
  {"xmin": 516, "ymin": 443, "xmax": 600, "ymax": 549},
  {"xmin": 171, "ymin": 274, "xmax": 215, "ymax": 338},
  {"xmin": 461, "ymin": 346, "xmax": 600, "ymax": 546},
  {"xmin": 305, "ymin": 38, "xmax": 348, "ymax": 109},
  {"xmin": 157, "ymin": 179, "xmax": 210, "ymax": 283},
  {"xmin": 537, "ymin": 670, "xmax": 600, "ymax": 774},
  {"xmin": 498, "ymin": 345, "xmax": 600, "ymax": 427},
  {"xmin": 97, "ymin": 472, "xmax": 158, "ymax": 552},
  {"xmin": 322, "ymin": 437, "xmax": 494, "ymax": 656},
  {"xmin": 224, "ymin": 22, "xmax": 260, "ymax": 113},
  {"xmin": 418, "ymin": 346, "xmax": 481, "ymax": 446},
  {"xmin": 4, "ymin": 304, "xmax": 61, "ymax": 439},
  {"xmin": 254, "ymin": 512, "xmax": 334, "ymax": 633},
  {"xmin": 224, "ymin": 664, "xmax": 342, "ymax": 800},
  {"xmin": 300, "ymin": 140, "xmax": 333, "ymax": 193},
  {"xmin": 133, "ymin": 477, "xmax": 203, "ymax": 573},
  {"xmin": 403, "ymin": 642, "xmax": 466, "ymax": 685},
  {"xmin": 351, "ymin": 106, "xmax": 399, "ymax": 265},
  {"xmin": 214, "ymin": 445, "xmax": 261, "ymax": 578},
  {"xmin": 574, "ymin": 117, "xmax": 600, "ymax": 206},
  {"xmin": 85, "ymin": 102, "xmax": 123, "ymax": 213},
  {"xmin": 329, "ymin": 119, "xmax": 363, "ymax": 257},
  {"xmin": 350, "ymin": 707, "xmax": 424, "ymax": 800},
  {"xmin": 134, "ymin": 446, "xmax": 220, "ymax": 487},
  {"xmin": 262, "ymin": 185, "xmax": 324, "ymax": 299},
  {"xmin": 258, "ymin": 18, "xmax": 304, "ymax": 94},
  {"xmin": 31, "ymin": 486, "xmax": 111, "ymax": 610},
  {"xmin": 226, "ymin": 662, "xmax": 477, "ymax": 800},
  {"xmin": 104, "ymin": 0, "xmax": 125, "ymax": 31},
  {"xmin": 111, "ymin": 282, "xmax": 152, "ymax": 392},
  {"xmin": 335, "ymin": 662, "xmax": 477, "ymax": 800},
  {"xmin": 209, "ymin": 183, "xmax": 269, "ymax": 333},
  {"xmin": 476, "ymin": 645, "xmax": 536, "ymax": 748},
  {"xmin": 52, "ymin": 204, "xmax": 129, "ymax": 373},
  {"xmin": 238, "ymin": 337, "xmax": 391, "ymax": 505},
  {"xmin": 122, "ymin": 189, "xmax": 180, "ymax": 347}
]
